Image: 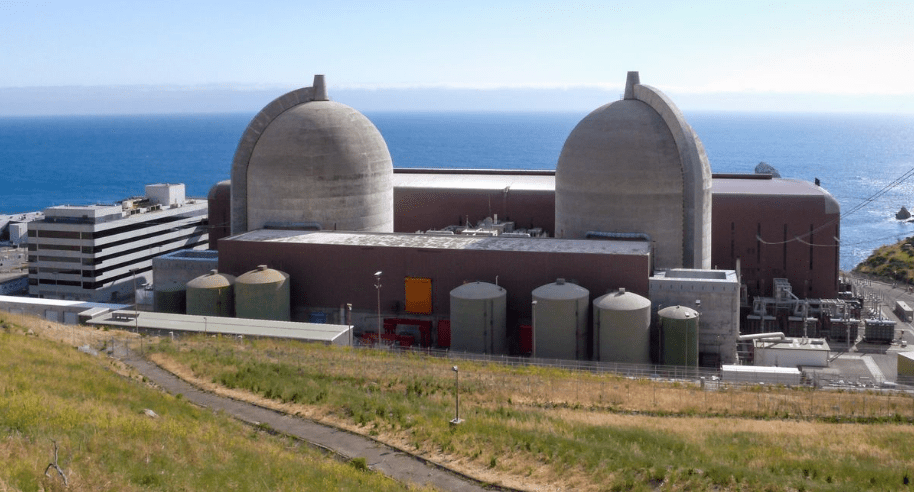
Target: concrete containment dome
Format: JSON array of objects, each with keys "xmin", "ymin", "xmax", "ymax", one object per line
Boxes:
[
  {"xmin": 450, "ymin": 281, "xmax": 507, "ymax": 355},
  {"xmin": 186, "ymin": 269, "xmax": 236, "ymax": 317},
  {"xmin": 555, "ymin": 71, "xmax": 712, "ymax": 270},
  {"xmin": 230, "ymin": 75, "xmax": 393, "ymax": 234},
  {"xmin": 593, "ymin": 288, "xmax": 651, "ymax": 364},
  {"xmin": 235, "ymin": 265, "xmax": 290, "ymax": 321},
  {"xmin": 532, "ymin": 278, "xmax": 589, "ymax": 360}
]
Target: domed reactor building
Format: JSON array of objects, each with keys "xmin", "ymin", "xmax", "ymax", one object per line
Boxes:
[
  {"xmin": 197, "ymin": 71, "xmax": 840, "ymax": 368},
  {"xmin": 230, "ymin": 75, "xmax": 393, "ymax": 235},
  {"xmin": 555, "ymin": 71, "xmax": 712, "ymax": 270}
]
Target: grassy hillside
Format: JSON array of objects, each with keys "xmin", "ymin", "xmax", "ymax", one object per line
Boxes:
[
  {"xmin": 854, "ymin": 236, "xmax": 914, "ymax": 283},
  {"xmin": 0, "ymin": 314, "xmax": 417, "ymax": 492},
  {"xmin": 151, "ymin": 336, "xmax": 914, "ymax": 492}
]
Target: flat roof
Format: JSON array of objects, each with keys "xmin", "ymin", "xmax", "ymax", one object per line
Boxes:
[
  {"xmin": 227, "ymin": 230, "xmax": 652, "ymax": 256},
  {"xmin": 392, "ymin": 170, "xmax": 834, "ymax": 201},
  {"xmin": 711, "ymin": 177, "xmax": 834, "ymax": 197},
  {"xmin": 156, "ymin": 249, "xmax": 219, "ymax": 261},
  {"xmin": 754, "ymin": 337, "xmax": 831, "ymax": 351},
  {"xmin": 87, "ymin": 310, "xmax": 348, "ymax": 344},
  {"xmin": 652, "ymin": 269, "xmax": 738, "ymax": 282},
  {"xmin": 0, "ymin": 294, "xmax": 130, "ymax": 311},
  {"xmin": 722, "ymin": 364, "xmax": 802, "ymax": 375},
  {"xmin": 393, "ymin": 168, "xmax": 555, "ymax": 192}
]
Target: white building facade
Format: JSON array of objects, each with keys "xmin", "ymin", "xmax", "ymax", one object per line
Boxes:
[{"xmin": 27, "ymin": 184, "xmax": 208, "ymax": 302}]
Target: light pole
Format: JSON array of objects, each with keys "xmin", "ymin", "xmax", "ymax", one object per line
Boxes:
[
  {"xmin": 374, "ymin": 271, "xmax": 382, "ymax": 348},
  {"xmin": 131, "ymin": 269, "xmax": 139, "ymax": 311},
  {"xmin": 692, "ymin": 299, "xmax": 701, "ymax": 368},
  {"xmin": 450, "ymin": 366, "xmax": 463, "ymax": 425},
  {"xmin": 531, "ymin": 300, "xmax": 537, "ymax": 358},
  {"xmin": 346, "ymin": 303, "xmax": 353, "ymax": 347}
]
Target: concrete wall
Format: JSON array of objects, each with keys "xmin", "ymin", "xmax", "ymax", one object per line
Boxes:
[
  {"xmin": 152, "ymin": 250, "xmax": 218, "ymax": 313},
  {"xmin": 650, "ymin": 269, "xmax": 740, "ymax": 365}
]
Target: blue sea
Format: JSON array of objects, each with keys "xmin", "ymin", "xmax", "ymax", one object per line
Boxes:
[{"xmin": 2, "ymin": 111, "xmax": 914, "ymax": 271}]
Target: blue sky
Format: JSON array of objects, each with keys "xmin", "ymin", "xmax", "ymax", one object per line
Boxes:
[{"xmin": 2, "ymin": 0, "xmax": 913, "ymax": 113}]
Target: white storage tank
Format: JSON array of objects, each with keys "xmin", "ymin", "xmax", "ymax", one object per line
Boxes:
[
  {"xmin": 532, "ymin": 278, "xmax": 589, "ymax": 360},
  {"xmin": 235, "ymin": 265, "xmax": 290, "ymax": 321},
  {"xmin": 186, "ymin": 270, "xmax": 236, "ymax": 317},
  {"xmin": 449, "ymin": 281, "xmax": 507, "ymax": 355},
  {"xmin": 593, "ymin": 288, "xmax": 651, "ymax": 364}
]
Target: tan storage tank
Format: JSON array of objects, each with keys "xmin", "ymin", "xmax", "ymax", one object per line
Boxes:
[
  {"xmin": 593, "ymin": 288, "xmax": 651, "ymax": 364},
  {"xmin": 186, "ymin": 270, "xmax": 236, "ymax": 317},
  {"xmin": 235, "ymin": 265, "xmax": 290, "ymax": 321},
  {"xmin": 658, "ymin": 305, "xmax": 699, "ymax": 367},
  {"xmin": 450, "ymin": 282, "xmax": 507, "ymax": 355},
  {"xmin": 532, "ymin": 278, "xmax": 589, "ymax": 360}
]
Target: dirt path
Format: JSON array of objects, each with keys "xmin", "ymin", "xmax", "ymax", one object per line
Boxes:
[{"xmin": 115, "ymin": 346, "xmax": 501, "ymax": 492}]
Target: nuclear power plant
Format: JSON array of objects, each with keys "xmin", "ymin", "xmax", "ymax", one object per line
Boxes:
[
  {"xmin": 164, "ymin": 71, "xmax": 839, "ymax": 369},
  {"xmin": 13, "ymin": 72, "xmax": 848, "ymax": 370}
]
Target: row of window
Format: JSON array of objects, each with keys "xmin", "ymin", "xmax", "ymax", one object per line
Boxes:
[{"xmin": 30, "ymin": 232, "xmax": 207, "ymax": 279}]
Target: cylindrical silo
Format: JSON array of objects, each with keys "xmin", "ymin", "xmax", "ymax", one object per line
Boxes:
[
  {"xmin": 449, "ymin": 282, "xmax": 507, "ymax": 355},
  {"xmin": 593, "ymin": 288, "xmax": 651, "ymax": 364},
  {"xmin": 532, "ymin": 278, "xmax": 589, "ymax": 360},
  {"xmin": 658, "ymin": 305, "xmax": 699, "ymax": 367},
  {"xmin": 235, "ymin": 265, "xmax": 290, "ymax": 321},
  {"xmin": 187, "ymin": 269, "xmax": 236, "ymax": 317},
  {"xmin": 153, "ymin": 286, "xmax": 185, "ymax": 314}
]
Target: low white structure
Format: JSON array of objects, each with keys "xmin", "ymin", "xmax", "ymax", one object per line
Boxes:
[
  {"xmin": 27, "ymin": 184, "xmax": 208, "ymax": 302},
  {"xmin": 650, "ymin": 268, "xmax": 739, "ymax": 365},
  {"xmin": 0, "ymin": 294, "xmax": 128, "ymax": 325},
  {"xmin": 722, "ymin": 364, "xmax": 802, "ymax": 385},
  {"xmin": 898, "ymin": 351, "xmax": 914, "ymax": 378},
  {"xmin": 87, "ymin": 310, "xmax": 351, "ymax": 346},
  {"xmin": 753, "ymin": 337, "xmax": 830, "ymax": 368}
]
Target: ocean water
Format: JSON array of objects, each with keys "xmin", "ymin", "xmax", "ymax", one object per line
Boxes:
[{"xmin": 2, "ymin": 111, "xmax": 913, "ymax": 271}]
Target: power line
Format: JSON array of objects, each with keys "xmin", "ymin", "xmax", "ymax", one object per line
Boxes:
[{"xmin": 756, "ymin": 165, "xmax": 914, "ymax": 246}]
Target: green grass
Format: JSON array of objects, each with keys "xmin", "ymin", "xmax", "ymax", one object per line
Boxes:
[
  {"xmin": 150, "ymin": 336, "xmax": 914, "ymax": 491},
  {"xmin": 0, "ymin": 320, "xmax": 419, "ymax": 491},
  {"xmin": 854, "ymin": 235, "xmax": 914, "ymax": 282}
]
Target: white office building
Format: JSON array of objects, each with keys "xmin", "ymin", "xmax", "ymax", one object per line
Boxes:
[{"xmin": 27, "ymin": 184, "xmax": 208, "ymax": 302}]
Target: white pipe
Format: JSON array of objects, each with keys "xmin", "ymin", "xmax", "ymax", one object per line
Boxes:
[{"xmin": 738, "ymin": 332, "xmax": 786, "ymax": 341}]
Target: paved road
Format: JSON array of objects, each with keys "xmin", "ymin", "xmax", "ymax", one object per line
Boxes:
[{"xmin": 116, "ymin": 349, "xmax": 498, "ymax": 492}]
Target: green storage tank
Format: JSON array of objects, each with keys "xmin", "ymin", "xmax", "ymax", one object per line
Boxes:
[
  {"xmin": 235, "ymin": 265, "xmax": 290, "ymax": 321},
  {"xmin": 153, "ymin": 287, "xmax": 185, "ymax": 314},
  {"xmin": 658, "ymin": 305, "xmax": 699, "ymax": 367},
  {"xmin": 186, "ymin": 270, "xmax": 236, "ymax": 317}
]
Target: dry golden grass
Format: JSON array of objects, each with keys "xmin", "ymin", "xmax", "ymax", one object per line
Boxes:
[
  {"xmin": 147, "ymin": 336, "xmax": 914, "ymax": 491},
  {"xmin": 0, "ymin": 314, "xmax": 425, "ymax": 492}
]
